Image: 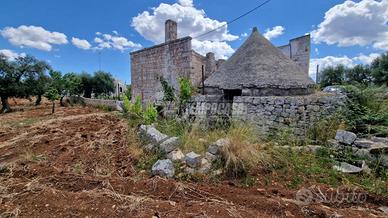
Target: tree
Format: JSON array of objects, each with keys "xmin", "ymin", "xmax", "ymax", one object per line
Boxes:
[
  {"xmin": 24, "ymin": 73, "xmax": 50, "ymax": 105},
  {"xmin": 44, "ymin": 87, "xmax": 60, "ymax": 114},
  {"xmin": 345, "ymin": 64, "xmax": 372, "ymax": 86},
  {"xmin": 319, "ymin": 65, "xmax": 346, "ymax": 87},
  {"xmin": 49, "ymin": 70, "xmax": 66, "ymax": 106},
  {"xmin": 0, "ymin": 55, "xmax": 50, "ymax": 113},
  {"xmin": 79, "ymin": 72, "xmax": 94, "ymax": 98},
  {"xmin": 63, "ymin": 72, "xmax": 82, "ymax": 96},
  {"xmin": 92, "ymin": 71, "xmax": 114, "ymax": 97},
  {"xmin": 371, "ymin": 53, "xmax": 388, "ymax": 86}
]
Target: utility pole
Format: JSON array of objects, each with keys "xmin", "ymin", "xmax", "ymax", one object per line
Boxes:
[
  {"xmin": 201, "ymin": 65, "xmax": 205, "ymax": 95},
  {"xmin": 316, "ymin": 64, "xmax": 319, "ymax": 84}
]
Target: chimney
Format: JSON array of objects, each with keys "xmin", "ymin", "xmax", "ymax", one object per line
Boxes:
[{"xmin": 165, "ymin": 20, "xmax": 177, "ymax": 42}]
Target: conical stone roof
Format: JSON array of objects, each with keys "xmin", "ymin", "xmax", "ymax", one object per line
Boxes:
[{"xmin": 204, "ymin": 27, "xmax": 315, "ymax": 95}]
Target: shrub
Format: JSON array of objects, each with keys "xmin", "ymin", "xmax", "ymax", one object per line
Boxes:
[
  {"xmin": 123, "ymin": 95, "xmax": 131, "ymax": 114},
  {"xmin": 219, "ymin": 122, "xmax": 271, "ymax": 178},
  {"xmin": 160, "ymin": 76, "xmax": 175, "ymax": 102},
  {"xmin": 131, "ymin": 95, "xmax": 143, "ymax": 117},
  {"xmin": 178, "ymin": 77, "xmax": 193, "ymax": 104},
  {"xmin": 143, "ymin": 104, "xmax": 158, "ymax": 124},
  {"xmin": 342, "ymin": 85, "xmax": 388, "ymax": 137},
  {"xmin": 308, "ymin": 114, "xmax": 345, "ymax": 145}
]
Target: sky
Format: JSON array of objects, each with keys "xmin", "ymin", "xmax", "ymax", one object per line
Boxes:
[{"xmin": 0, "ymin": 0, "xmax": 387, "ymax": 83}]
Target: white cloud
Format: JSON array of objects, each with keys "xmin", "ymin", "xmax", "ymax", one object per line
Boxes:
[
  {"xmin": 94, "ymin": 33, "xmax": 142, "ymax": 51},
  {"xmin": 178, "ymin": 0, "xmax": 193, "ymax": 7},
  {"xmin": 192, "ymin": 39, "xmax": 234, "ymax": 59},
  {"xmin": 0, "ymin": 49, "xmax": 26, "ymax": 60},
  {"xmin": 71, "ymin": 37, "xmax": 92, "ymax": 50},
  {"xmin": 311, "ymin": 0, "xmax": 388, "ymax": 50},
  {"xmin": 241, "ymin": 32, "xmax": 248, "ymax": 37},
  {"xmin": 309, "ymin": 53, "xmax": 381, "ymax": 78},
  {"xmin": 131, "ymin": 0, "xmax": 238, "ymax": 59},
  {"xmin": 0, "ymin": 25, "xmax": 68, "ymax": 51},
  {"xmin": 112, "ymin": 30, "xmax": 118, "ymax": 35},
  {"xmin": 263, "ymin": 26, "xmax": 285, "ymax": 40}
]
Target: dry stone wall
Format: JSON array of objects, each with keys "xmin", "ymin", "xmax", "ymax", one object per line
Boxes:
[{"xmin": 185, "ymin": 93, "xmax": 346, "ymax": 137}]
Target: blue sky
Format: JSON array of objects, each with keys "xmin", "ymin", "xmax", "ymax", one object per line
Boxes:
[{"xmin": 0, "ymin": 0, "xmax": 387, "ymax": 83}]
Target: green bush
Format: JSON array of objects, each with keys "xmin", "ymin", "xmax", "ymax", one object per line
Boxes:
[
  {"xmin": 143, "ymin": 104, "xmax": 158, "ymax": 125},
  {"xmin": 123, "ymin": 95, "xmax": 131, "ymax": 114},
  {"xmin": 342, "ymin": 85, "xmax": 388, "ymax": 137},
  {"xmin": 160, "ymin": 76, "xmax": 175, "ymax": 102},
  {"xmin": 178, "ymin": 77, "xmax": 193, "ymax": 104},
  {"xmin": 131, "ymin": 95, "xmax": 143, "ymax": 117}
]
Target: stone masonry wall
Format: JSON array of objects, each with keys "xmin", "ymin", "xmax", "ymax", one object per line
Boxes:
[
  {"xmin": 65, "ymin": 96, "xmax": 124, "ymax": 111},
  {"xmin": 131, "ymin": 37, "xmax": 193, "ymax": 103},
  {"xmin": 233, "ymin": 93, "xmax": 346, "ymax": 136},
  {"xmin": 278, "ymin": 35, "xmax": 310, "ymax": 76},
  {"xmin": 185, "ymin": 93, "xmax": 346, "ymax": 137}
]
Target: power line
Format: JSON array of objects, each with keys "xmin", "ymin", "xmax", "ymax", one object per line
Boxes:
[{"xmin": 193, "ymin": 0, "xmax": 273, "ymax": 40}]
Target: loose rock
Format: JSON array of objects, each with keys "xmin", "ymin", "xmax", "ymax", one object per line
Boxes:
[
  {"xmin": 139, "ymin": 125, "xmax": 168, "ymax": 144},
  {"xmin": 185, "ymin": 152, "xmax": 201, "ymax": 168},
  {"xmin": 160, "ymin": 137, "xmax": 180, "ymax": 153},
  {"xmin": 151, "ymin": 159, "xmax": 175, "ymax": 178},
  {"xmin": 333, "ymin": 162, "xmax": 363, "ymax": 174},
  {"xmin": 167, "ymin": 149, "xmax": 185, "ymax": 162},
  {"xmin": 353, "ymin": 139, "xmax": 373, "ymax": 149},
  {"xmin": 335, "ymin": 130, "xmax": 357, "ymax": 145},
  {"xmin": 205, "ymin": 152, "xmax": 217, "ymax": 162}
]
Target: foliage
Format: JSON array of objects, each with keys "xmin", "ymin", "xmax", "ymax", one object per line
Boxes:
[
  {"xmin": 0, "ymin": 54, "xmax": 50, "ymax": 112},
  {"xmin": 143, "ymin": 104, "xmax": 158, "ymax": 125},
  {"xmin": 44, "ymin": 86, "xmax": 60, "ymax": 114},
  {"xmin": 346, "ymin": 64, "xmax": 373, "ymax": 85},
  {"xmin": 370, "ymin": 52, "xmax": 388, "ymax": 86},
  {"xmin": 319, "ymin": 65, "xmax": 346, "ymax": 87},
  {"xmin": 124, "ymin": 84, "xmax": 132, "ymax": 100},
  {"xmin": 307, "ymin": 114, "xmax": 345, "ymax": 145},
  {"xmin": 80, "ymin": 72, "xmax": 94, "ymax": 98},
  {"xmin": 63, "ymin": 72, "xmax": 82, "ymax": 96},
  {"xmin": 123, "ymin": 95, "xmax": 131, "ymax": 114},
  {"xmin": 44, "ymin": 87, "xmax": 60, "ymax": 101},
  {"xmin": 92, "ymin": 71, "xmax": 115, "ymax": 97},
  {"xmin": 160, "ymin": 76, "xmax": 175, "ymax": 102},
  {"xmin": 342, "ymin": 85, "xmax": 388, "ymax": 137},
  {"xmin": 219, "ymin": 122, "xmax": 271, "ymax": 178},
  {"xmin": 178, "ymin": 77, "xmax": 193, "ymax": 105},
  {"xmin": 131, "ymin": 95, "xmax": 143, "ymax": 117},
  {"xmin": 319, "ymin": 52, "xmax": 387, "ymax": 87}
]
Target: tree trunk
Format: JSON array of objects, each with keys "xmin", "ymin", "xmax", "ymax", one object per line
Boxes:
[
  {"xmin": 35, "ymin": 95, "xmax": 42, "ymax": 106},
  {"xmin": 52, "ymin": 101, "xmax": 55, "ymax": 114},
  {"xmin": 1, "ymin": 96, "xmax": 11, "ymax": 113},
  {"xmin": 60, "ymin": 96, "xmax": 64, "ymax": 107}
]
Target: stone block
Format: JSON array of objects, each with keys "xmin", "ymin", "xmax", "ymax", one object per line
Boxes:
[
  {"xmin": 185, "ymin": 152, "xmax": 201, "ymax": 168},
  {"xmin": 152, "ymin": 159, "xmax": 175, "ymax": 178},
  {"xmin": 335, "ymin": 130, "xmax": 357, "ymax": 145},
  {"xmin": 160, "ymin": 137, "xmax": 180, "ymax": 153},
  {"xmin": 139, "ymin": 125, "xmax": 168, "ymax": 144},
  {"xmin": 167, "ymin": 149, "xmax": 185, "ymax": 162}
]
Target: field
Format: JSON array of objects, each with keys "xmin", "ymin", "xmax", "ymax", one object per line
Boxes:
[{"xmin": 0, "ymin": 100, "xmax": 387, "ymax": 217}]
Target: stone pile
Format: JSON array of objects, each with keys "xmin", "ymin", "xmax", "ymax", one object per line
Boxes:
[
  {"xmin": 139, "ymin": 125, "xmax": 224, "ymax": 178},
  {"xmin": 328, "ymin": 130, "xmax": 388, "ymax": 173}
]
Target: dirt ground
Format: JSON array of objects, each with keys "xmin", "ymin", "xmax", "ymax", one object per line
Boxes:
[{"xmin": 0, "ymin": 99, "xmax": 387, "ymax": 217}]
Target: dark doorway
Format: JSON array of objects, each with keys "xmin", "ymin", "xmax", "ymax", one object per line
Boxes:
[{"xmin": 223, "ymin": 89, "xmax": 242, "ymax": 101}]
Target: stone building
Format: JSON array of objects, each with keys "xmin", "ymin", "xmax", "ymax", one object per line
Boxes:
[
  {"xmin": 130, "ymin": 20, "xmax": 223, "ymax": 103},
  {"xmin": 130, "ymin": 19, "xmax": 311, "ymax": 104},
  {"xmin": 111, "ymin": 79, "xmax": 127, "ymax": 98},
  {"xmin": 204, "ymin": 27, "xmax": 315, "ymax": 97},
  {"xmin": 186, "ymin": 28, "xmax": 344, "ymax": 137}
]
